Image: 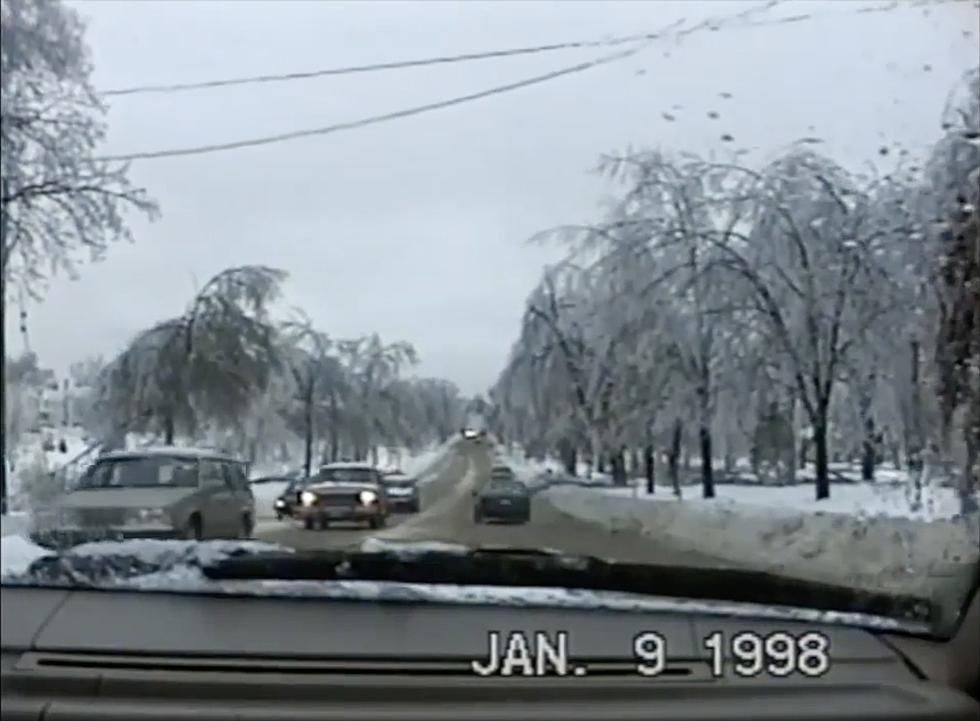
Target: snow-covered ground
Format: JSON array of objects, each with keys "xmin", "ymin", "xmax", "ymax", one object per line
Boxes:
[{"xmin": 497, "ymin": 447, "xmax": 979, "ymax": 599}]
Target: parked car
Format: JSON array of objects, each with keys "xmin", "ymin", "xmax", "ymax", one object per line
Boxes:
[
  {"xmin": 380, "ymin": 472, "xmax": 420, "ymax": 513},
  {"xmin": 473, "ymin": 477, "xmax": 531, "ymax": 524},
  {"xmin": 32, "ymin": 446, "xmax": 255, "ymax": 547},
  {"xmin": 294, "ymin": 462, "xmax": 389, "ymax": 530}
]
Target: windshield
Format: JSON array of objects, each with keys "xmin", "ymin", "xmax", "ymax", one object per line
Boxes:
[
  {"xmin": 486, "ymin": 480, "xmax": 523, "ymax": 494},
  {"xmin": 76, "ymin": 457, "xmax": 199, "ymax": 489},
  {"xmin": 383, "ymin": 478, "xmax": 415, "ymax": 488},
  {"xmin": 316, "ymin": 468, "xmax": 378, "ymax": 485},
  {"xmin": 1, "ymin": 0, "xmax": 978, "ymax": 638}
]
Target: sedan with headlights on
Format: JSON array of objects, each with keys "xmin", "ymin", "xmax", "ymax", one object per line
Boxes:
[{"xmin": 294, "ymin": 462, "xmax": 390, "ymax": 530}]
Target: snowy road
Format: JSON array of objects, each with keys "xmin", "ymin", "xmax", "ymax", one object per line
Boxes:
[{"xmin": 255, "ymin": 443, "xmax": 730, "ymax": 568}]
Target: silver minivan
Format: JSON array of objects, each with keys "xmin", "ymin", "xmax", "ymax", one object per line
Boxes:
[{"xmin": 35, "ymin": 446, "xmax": 255, "ymax": 546}]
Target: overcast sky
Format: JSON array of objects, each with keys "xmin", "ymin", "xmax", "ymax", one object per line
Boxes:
[{"xmin": 6, "ymin": 0, "xmax": 978, "ymax": 395}]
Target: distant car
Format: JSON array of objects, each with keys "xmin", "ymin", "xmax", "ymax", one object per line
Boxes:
[
  {"xmin": 461, "ymin": 428, "xmax": 480, "ymax": 440},
  {"xmin": 473, "ymin": 477, "xmax": 531, "ymax": 524},
  {"xmin": 294, "ymin": 462, "xmax": 389, "ymax": 530},
  {"xmin": 272, "ymin": 477, "xmax": 310, "ymax": 520},
  {"xmin": 380, "ymin": 472, "xmax": 420, "ymax": 513},
  {"xmin": 32, "ymin": 446, "xmax": 255, "ymax": 546}
]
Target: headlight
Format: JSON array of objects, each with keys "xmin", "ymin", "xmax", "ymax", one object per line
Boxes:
[
  {"xmin": 300, "ymin": 490, "xmax": 317, "ymax": 506},
  {"xmin": 359, "ymin": 490, "xmax": 378, "ymax": 505},
  {"xmin": 274, "ymin": 499, "xmax": 286, "ymax": 508},
  {"xmin": 127, "ymin": 508, "xmax": 170, "ymax": 525}
]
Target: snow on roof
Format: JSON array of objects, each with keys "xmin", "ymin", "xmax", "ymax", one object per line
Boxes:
[
  {"xmin": 382, "ymin": 473, "xmax": 414, "ymax": 481},
  {"xmin": 98, "ymin": 446, "xmax": 241, "ymax": 462}
]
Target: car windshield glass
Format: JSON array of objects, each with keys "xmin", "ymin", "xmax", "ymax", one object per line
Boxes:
[
  {"xmin": 316, "ymin": 468, "xmax": 376, "ymax": 484},
  {"xmin": 1, "ymin": 0, "xmax": 978, "ymax": 639},
  {"xmin": 487, "ymin": 480, "xmax": 522, "ymax": 493},
  {"xmin": 383, "ymin": 479, "xmax": 414, "ymax": 488},
  {"xmin": 76, "ymin": 457, "xmax": 199, "ymax": 489}
]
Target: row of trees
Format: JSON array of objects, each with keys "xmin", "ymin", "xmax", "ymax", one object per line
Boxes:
[
  {"xmin": 490, "ymin": 69, "xmax": 979, "ymax": 513},
  {"xmin": 80, "ymin": 265, "xmax": 466, "ymax": 475},
  {"xmin": 2, "ymin": 0, "xmax": 466, "ymax": 483}
]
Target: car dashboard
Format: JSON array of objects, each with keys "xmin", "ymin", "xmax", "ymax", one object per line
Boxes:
[{"xmin": 1, "ymin": 586, "xmax": 977, "ymax": 721}]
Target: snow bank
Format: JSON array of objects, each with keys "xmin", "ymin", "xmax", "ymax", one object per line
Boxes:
[
  {"xmin": 541, "ymin": 485, "xmax": 980, "ymax": 599},
  {"xmin": 0, "ymin": 535, "xmax": 52, "ymax": 576},
  {"xmin": 600, "ymin": 480, "xmax": 967, "ymax": 523}
]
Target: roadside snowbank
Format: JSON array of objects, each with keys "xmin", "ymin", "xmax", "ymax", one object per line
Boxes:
[
  {"xmin": 0, "ymin": 535, "xmax": 51, "ymax": 576},
  {"xmin": 597, "ymin": 481, "xmax": 967, "ymax": 523},
  {"xmin": 541, "ymin": 485, "xmax": 980, "ymax": 599}
]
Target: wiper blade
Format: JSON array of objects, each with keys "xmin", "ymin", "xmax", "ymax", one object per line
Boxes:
[{"xmin": 204, "ymin": 547, "xmax": 935, "ymax": 625}]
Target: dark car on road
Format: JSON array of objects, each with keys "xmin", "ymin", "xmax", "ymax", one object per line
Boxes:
[
  {"xmin": 380, "ymin": 471, "xmax": 420, "ymax": 513},
  {"xmin": 270, "ymin": 477, "xmax": 309, "ymax": 520},
  {"xmin": 473, "ymin": 477, "xmax": 531, "ymax": 524}
]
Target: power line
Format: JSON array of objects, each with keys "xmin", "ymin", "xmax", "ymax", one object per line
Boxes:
[
  {"xmin": 98, "ymin": 26, "xmax": 693, "ymax": 163},
  {"xmin": 96, "ymin": 4, "xmax": 780, "ymax": 162},
  {"xmin": 100, "ymin": 33, "xmax": 672, "ymax": 98},
  {"xmin": 100, "ymin": 0, "xmax": 924, "ymax": 98},
  {"xmin": 96, "ymin": 0, "xmax": 914, "ymax": 163},
  {"xmin": 99, "ymin": 43, "xmax": 650, "ymax": 161}
]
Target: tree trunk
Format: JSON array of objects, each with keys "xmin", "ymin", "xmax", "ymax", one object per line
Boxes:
[
  {"xmin": 163, "ymin": 413, "xmax": 175, "ymax": 445},
  {"xmin": 723, "ymin": 447, "xmax": 735, "ymax": 475},
  {"xmin": 611, "ymin": 447, "xmax": 627, "ymax": 486},
  {"xmin": 813, "ymin": 414, "xmax": 830, "ymax": 500},
  {"xmin": 861, "ymin": 414, "xmax": 876, "ymax": 482},
  {"xmin": 328, "ymin": 392, "xmax": 339, "ymax": 462},
  {"xmin": 559, "ymin": 439, "xmax": 577, "ymax": 476},
  {"xmin": 962, "ymin": 385, "xmax": 979, "ymax": 515},
  {"xmin": 700, "ymin": 423, "xmax": 715, "ymax": 498},
  {"xmin": 644, "ymin": 443, "xmax": 655, "ymax": 494},
  {"xmin": 669, "ymin": 419, "xmax": 683, "ymax": 497}
]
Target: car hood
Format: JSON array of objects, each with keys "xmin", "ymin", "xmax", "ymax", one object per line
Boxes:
[{"xmin": 57, "ymin": 487, "xmax": 195, "ymax": 510}]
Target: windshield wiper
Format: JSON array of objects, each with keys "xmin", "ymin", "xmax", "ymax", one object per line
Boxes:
[{"xmin": 203, "ymin": 546, "xmax": 936, "ymax": 626}]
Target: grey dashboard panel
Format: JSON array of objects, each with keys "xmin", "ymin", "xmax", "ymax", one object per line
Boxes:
[
  {"xmin": 2, "ymin": 586, "xmax": 978, "ymax": 721},
  {"xmin": 0, "ymin": 589, "xmax": 70, "ymax": 649}
]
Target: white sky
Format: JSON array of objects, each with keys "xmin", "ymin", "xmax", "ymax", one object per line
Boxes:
[{"xmin": 5, "ymin": 0, "xmax": 978, "ymax": 395}]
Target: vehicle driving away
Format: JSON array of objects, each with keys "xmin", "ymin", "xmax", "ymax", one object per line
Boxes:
[
  {"xmin": 380, "ymin": 471, "xmax": 420, "ymax": 513},
  {"xmin": 473, "ymin": 476, "xmax": 531, "ymax": 524},
  {"xmin": 1, "ymin": 0, "xmax": 978, "ymax": 719},
  {"xmin": 294, "ymin": 462, "xmax": 389, "ymax": 529},
  {"xmin": 30, "ymin": 447, "xmax": 254, "ymax": 546}
]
